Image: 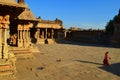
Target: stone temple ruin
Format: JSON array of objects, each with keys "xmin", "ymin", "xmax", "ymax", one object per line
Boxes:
[{"xmin": 0, "ymin": 0, "xmax": 63, "ymax": 79}]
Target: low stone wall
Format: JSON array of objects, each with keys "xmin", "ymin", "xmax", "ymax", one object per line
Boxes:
[{"xmin": 66, "ymin": 30, "xmax": 104, "ymax": 44}]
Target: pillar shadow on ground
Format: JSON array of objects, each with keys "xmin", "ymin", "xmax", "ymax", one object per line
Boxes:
[
  {"xmin": 99, "ymin": 63, "xmax": 120, "ymax": 76},
  {"xmin": 75, "ymin": 60, "xmax": 120, "ymax": 76}
]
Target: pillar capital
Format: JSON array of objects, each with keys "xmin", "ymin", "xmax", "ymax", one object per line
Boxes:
[{"xmin": 0, "ymin": 15, "xmax": 10, "ymax": 29}]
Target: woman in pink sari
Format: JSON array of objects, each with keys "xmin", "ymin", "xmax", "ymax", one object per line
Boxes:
[{"xmin": 103, "ymin": 51, "xmax": 111, "ymax": 66}]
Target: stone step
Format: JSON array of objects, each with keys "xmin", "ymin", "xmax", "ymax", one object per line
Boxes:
[
  {"xmin": 0, "ymin": 71, "xmax": 13, "ymax": 76},
  {"xmin": 0, "ymin": 64, "xmax": 15, "ymax": 79},
  {"xmin": 10, "ymin": 49, "xmax": 34, "ymax": 59},
  {"xmin": 10, "ymin": 50, "xmax": 31, "ymax": 54},
  {"xmin": 15, "ymin": 53, "xmax": 34, "ymax": 59},
  {"xmin": 0, "ymin": 65, "xmax": 13, "ymax": 72},
  {"xmin": 0, "ymin": 74, "xmax": 15, "ymax": 80}
]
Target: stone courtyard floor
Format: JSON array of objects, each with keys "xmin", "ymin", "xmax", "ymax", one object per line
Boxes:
[{"xmin": 15, "ymin": 42, "xmax": 120, "ymax": 80}]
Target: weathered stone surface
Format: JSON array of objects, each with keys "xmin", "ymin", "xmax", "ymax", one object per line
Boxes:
[
  {"xmin": 18, "ymin": 9, "xmax": 37, "ymax": 21},
  {"xmin": 0, "ymin": 0, "xmax": 63, "ymax": 79},
  {"xmin": 0, "ymin": 0, "xmax": 16, "ymax": 4},
  {"xmin": 0, "ymin": 54, "xmax": 16, "ymax": 79}
]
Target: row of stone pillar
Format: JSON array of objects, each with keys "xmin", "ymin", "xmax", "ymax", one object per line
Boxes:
[
  {"xmin": 35, "ymin": 28, "xmax": 54, "ymax": 40},
  {"xmin": 17, "ymin": 24, "xmax": 31, "ymax": 48}
]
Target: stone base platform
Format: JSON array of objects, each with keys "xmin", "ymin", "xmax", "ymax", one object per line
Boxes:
[
  {"xmin": 37, "ymin": 39, "xmax": 56, "ymax": 44},
  {"xmin": 37, "ymin": 39, "xmax": 45, "ymax": 44},
  {"xmin": 47, "ymin": 39, "xmax": 56, "ymax": 44},
  {"xmin": 9, "ymin": 47, "xmax": 34, "ymax": 59},
  {"xmin": 0, "ymin": 59, "xmax": 16, "ymax": 80}
]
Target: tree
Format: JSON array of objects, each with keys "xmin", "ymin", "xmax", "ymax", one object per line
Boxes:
[
  {"xmin": 105, "ymin": 10, "xmax": 120, "ymax": 35},
  {"xmin": 105, "ymin": 20, "xmax": 114, "ymax": 35}
]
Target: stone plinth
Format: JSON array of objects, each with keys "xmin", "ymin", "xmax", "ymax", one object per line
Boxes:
[{"xmin": 0, "ymin": 15, "xmax": 16, "ymax": 79}]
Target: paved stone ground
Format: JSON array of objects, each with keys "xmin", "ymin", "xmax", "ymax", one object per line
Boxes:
[{"xmin": 15, "ymin": 43, "xmax": 120, "ymax": 80}]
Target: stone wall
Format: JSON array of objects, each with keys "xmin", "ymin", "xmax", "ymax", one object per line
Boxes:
[{"xmin": 66, "ymin": 30, "xmax": 104, "ymax": 44}]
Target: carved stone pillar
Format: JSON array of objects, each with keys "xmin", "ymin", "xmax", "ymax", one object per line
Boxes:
[
  {"xmin": 0, "ymin": 29, "xmax": 2, "ymax": 57},
  {"xmin": 45, "ymin": 28, "xmax": 47, "ymax": 39},
  {"xmin": 0, "ymin": 15, "xmax": 16, "ymax": 78},
  {"xmin": 39, "ymin": 28, "xmax": 41, "ymax": 38},
  {"xmin": 0, "ymin": 15, "xmax": 10, "ymax": 59},
  {"xmin": 23, "ymin": 25, "xmax": 26, "ymax": 48},
  {"xmin": 34, "ymin": 29, "xmax": 38, "ymax": 39},
  {"xmin": 37, "ymin": 28, "xmax": 40, "ymax": 39},
  {"xmin": 57, "ymin": 30, "xmax": 60, "ymax": 39},
  {"xmin": 36, "ymin": 28, "xmax": 40, "ymax": 44},
  {"xmin": 28, "ymin": 30, "xmax": 31, "ymax": 42},
  {"xmin": 42, "ymin": 30, "xmax": 44, "ymax": 39},
  {"xmin": 18, "ymin": 24, "xmax": 31, "ymax": 48},
  {"xmin": 23, "ymin": 24, "xmax": 32, "ymax": 48},
  {"xmin": 18, "ymin": 24, "xmax": 23, "ymax": 48},
  {"xmin": 18, "ymin": 28, "xmax": 20, "ymax": 42},
  {"xmin": 51, "ymin": 28, "xmax": 54, "ymax": 39},
  {"xmin": 64, "ymin": 30, "xmax": 67, "ymax": 38}
]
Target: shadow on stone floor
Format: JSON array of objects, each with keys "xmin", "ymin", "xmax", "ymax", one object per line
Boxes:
[
  {"xmin": 99, "ymin": 63, "xmax": 120, "ymax": 76},
  {"xmin": 75, "ymin": 60, "xmax": 120, "ymax": 76},
  {"xmin": 74, "ymin": 60, "xmax": 103, "ymax": 65},
  {"xmin": 57, "ymin": 40, "xmax": 120, "ymax": 49}
]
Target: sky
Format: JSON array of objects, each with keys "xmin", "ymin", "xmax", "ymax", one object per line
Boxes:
[{"xmin": 25, "ymin": 0, "xmax": 120, "ymax": 29}]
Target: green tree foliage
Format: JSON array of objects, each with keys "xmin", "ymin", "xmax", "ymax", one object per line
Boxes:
[
  {"xmin": 113, "ymin": 15, "xmax": 119, "ymax": 23},
  {"xmin": 105, "ymin": 20, "xmax": 114, "ymax": 35},
  {"xmin": 105, "ymin": 9, "xmax": 120, "ymax": 35}
]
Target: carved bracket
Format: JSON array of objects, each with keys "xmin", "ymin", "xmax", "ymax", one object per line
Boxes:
[{"xmin": 0, "ymin": 15, "xmax": 10, "ymax": 29}]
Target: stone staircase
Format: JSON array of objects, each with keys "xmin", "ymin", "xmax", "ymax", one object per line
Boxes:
[
  {"xmin": 10, "ymin": 49, "xmax": 34, "ymax": 59},
  {"xmin": 0, "ymin": 59, "xmax": 16, "ymax": 79}
]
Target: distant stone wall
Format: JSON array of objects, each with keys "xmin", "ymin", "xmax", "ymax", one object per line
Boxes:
[{"xmin": 66, "ymin": 30, "xmax": 104, "ymax": 44}]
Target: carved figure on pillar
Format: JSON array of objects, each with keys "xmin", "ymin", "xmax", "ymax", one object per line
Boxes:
[{"xmin": 10, "ymin": 34, "xmax": 17, "ymax": 46}]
